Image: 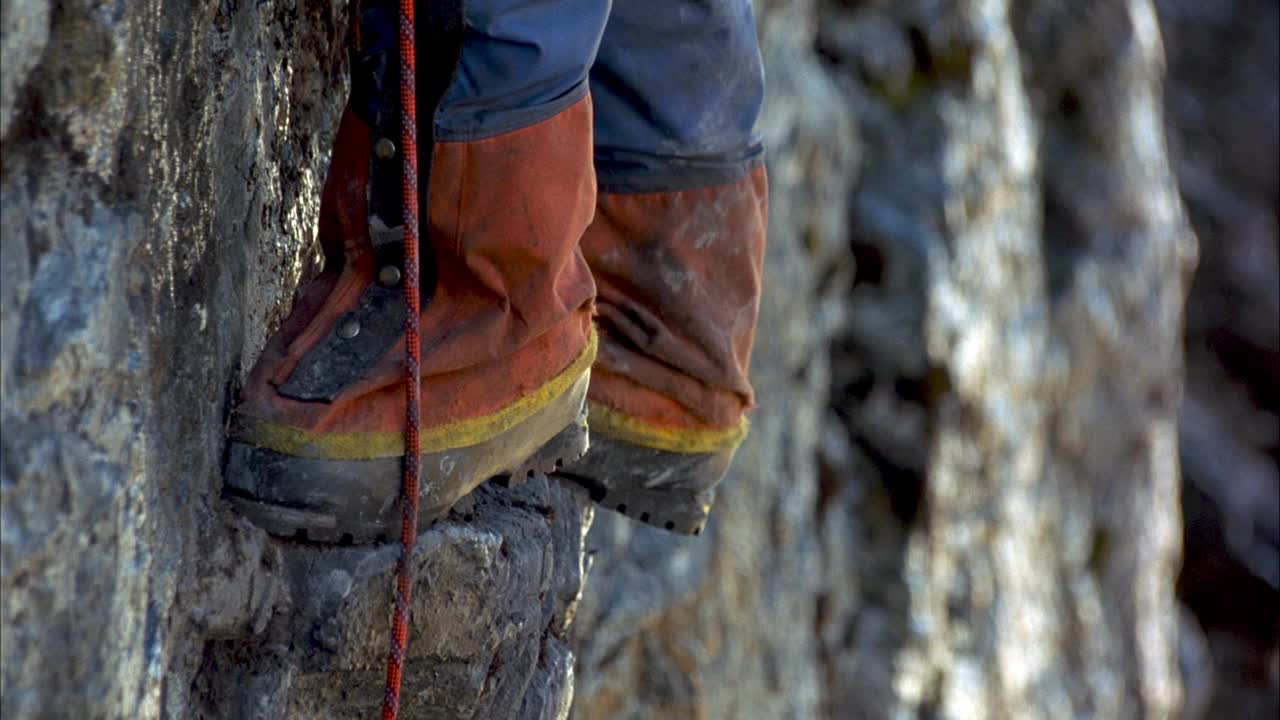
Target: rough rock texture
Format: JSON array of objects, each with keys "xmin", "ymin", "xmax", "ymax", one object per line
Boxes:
[
  {"xmin": 575, "ymin": 0, "xmax": 1193, "ymax": 718},
  {"xmin": 2, "ymin": 2, "xmax": 589, "ymax": 718},
  {"xmin": 3, "ymin": 0, "xmax": 1208, "ymax": 719},
  {"xmin": 189, "ymin": 479, "xmax": 590, "ymax": 720}
]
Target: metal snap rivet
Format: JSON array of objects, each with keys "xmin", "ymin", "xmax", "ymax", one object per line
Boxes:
[
  {"xmin": 374, "ymin": 138, "xmax": 396, "ymax": 160},
  {"xmin": 378, "ymin": 265, "xmax": 402, "ymax": 287},
  {"xmin": 337, "ymin": 318, "xmax": 361, "ymax": 340}
]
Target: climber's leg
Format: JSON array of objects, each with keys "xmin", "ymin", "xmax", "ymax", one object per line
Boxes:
[
  {"xmin": 557, "ymin": 0, "xmax": 769, "ymax": 535},
  {"xmin": 224, "ymin": 0, "xmax": 610, "ymax": 542}
]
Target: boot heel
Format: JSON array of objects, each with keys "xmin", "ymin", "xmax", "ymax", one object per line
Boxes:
[
  {"xmin": 572, "ymin": 478, "xmax": 713, "ymax": 536},
  {"xmin": 498, "ymin": 403, "xmax": 590, "ymax": 487}
]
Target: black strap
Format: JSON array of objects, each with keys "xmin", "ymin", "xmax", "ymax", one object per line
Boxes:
[
  {"xmin": 280, "ymin": 2, "xmax": 467, "ymax": 402},
  {"xmin": 414, "ymin": 0, "xmax": 465, "ymax": 303}
]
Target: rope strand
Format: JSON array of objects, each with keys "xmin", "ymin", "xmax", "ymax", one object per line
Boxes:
[{"xmin": 382, "ymin": 0, "xmax": 420, "ymax": 717}]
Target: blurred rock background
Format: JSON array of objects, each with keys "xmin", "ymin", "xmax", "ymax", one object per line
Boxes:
[
  {"xmin": 1, "ymin": 0, "xmax": 1275, "ymax": 719},
  {"xmin": 1158, "ymin": 1, "xmax": 1280, "ymax": 717}
]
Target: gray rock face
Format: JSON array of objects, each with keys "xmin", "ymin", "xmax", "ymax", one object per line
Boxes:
[
  {"xmin": 575, "ymin": 0, "xmax": 1191, "ymax": 719},
  {"xmin": 873, "ymin": 2, "xmax": 1191, "ymax": 715},
  {"xmin": 3, "ymin": 2, "xmax": 589, "ymax": 718},
  {"xmin": 3, "ymin": 0, "xmax": 1198, "ymax": 719},
  {"xmin": 571, "ymin": 1, "xmax": 858, "ymax": 717},
  {"xmin": 190, "ymin": 479, "xmax": 590, "ymax": 720}
]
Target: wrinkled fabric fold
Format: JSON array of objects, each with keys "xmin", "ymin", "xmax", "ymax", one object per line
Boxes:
[
  {"xmin": 583, "ymin": 165, "xmax": 768, "ymax": 435},
  {"xmin": 235, "ymin": 96, "xmax": 597, "ymax": 441}
]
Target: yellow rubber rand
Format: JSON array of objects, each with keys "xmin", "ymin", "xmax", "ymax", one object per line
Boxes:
[
  {"xmin": 233, "ymin": 329, "xmax": 597, "ymax": 459},
  {"xmin": 585, "ymin": 400, "xmax": 749, "ymax": 455}
]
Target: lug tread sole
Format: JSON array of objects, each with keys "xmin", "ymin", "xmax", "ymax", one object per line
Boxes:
[
  {"xmin": 227, "ymin": 419, "xmax": 588, "ymax": 545},
  {"xmin": 225, "ymin": 371, "xmax": 591, "ymax": 545},
  {"xmin": 557, "ymin": 472, "xmax": 711, "ymax": 536}
]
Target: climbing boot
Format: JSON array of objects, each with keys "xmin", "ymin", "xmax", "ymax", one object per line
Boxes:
[
  {"xmin": 223, "ymin": 3, "xmax": 598, "ymax": 543},
  {"xmin": 557, "ymin": 164, "xmax": 768, "ymax": 535}
]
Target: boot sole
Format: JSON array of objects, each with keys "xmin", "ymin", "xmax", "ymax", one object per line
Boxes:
[
  {"xmin": 553, "ymin": 434, "xmax": 733, "ymax": 536},
  {"xmin": 560, "ymin": 473, "xmax": 714, "ymax": 536},
  {"xmin": 224, "ymin": 371, "xmax": 590, "ymax": 544}
]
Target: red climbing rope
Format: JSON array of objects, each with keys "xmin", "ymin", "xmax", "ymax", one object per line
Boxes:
[{"xmin": 382, "ymin": 0, "xmax": 420, "ymax": 717}]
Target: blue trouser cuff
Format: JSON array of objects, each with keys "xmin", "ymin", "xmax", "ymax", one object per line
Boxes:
[{"xmin": 415, "ymin": 0, "xmax": 766, "ymax": 192}]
